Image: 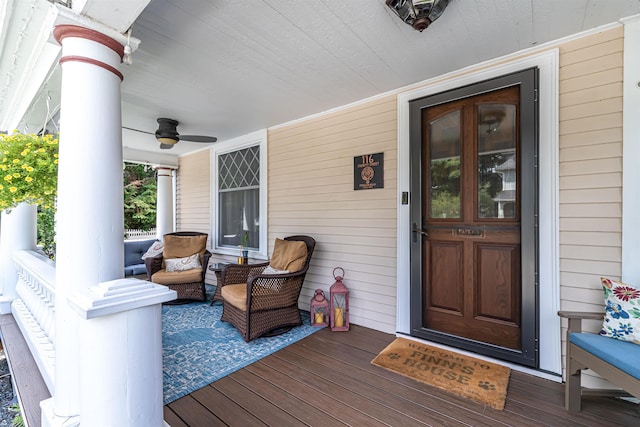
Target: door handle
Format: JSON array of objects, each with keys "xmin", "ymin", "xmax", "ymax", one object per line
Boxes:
[{"xmin": 412, "ymin": 223, "xmax": 428, "ymax": 242}]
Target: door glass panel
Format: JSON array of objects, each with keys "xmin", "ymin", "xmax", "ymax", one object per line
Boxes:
[
  {"xmin": 429, "ymin": 110, "xmax": 461, "ymax": 218},
  {"xmin": 477, "ymin": 104, "xmax": 516, "ymax": 218}
]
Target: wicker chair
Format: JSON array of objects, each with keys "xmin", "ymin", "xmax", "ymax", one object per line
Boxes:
[
  {"xmin": 220, "ymin": 235, "xmax": 316, "ymax": 341},
  {"xmin": 145, "ymin": 231, "xmax": 212, "ymax": 302}
]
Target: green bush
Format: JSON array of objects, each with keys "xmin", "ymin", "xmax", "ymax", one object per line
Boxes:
[
  {"xmin": 37, "ymin": 206, "xmax": 56, "ymax": 259},
  {"xmin": 123, "ymin": 163, "xmax": 157, "ymax": 230},
  {"xmin": 8, "ymin": 403, "xmax": 23, "ymax": 427},
  {"xmin": 0, "ymin": 136, "xmax": 158, "ymax": 259}
]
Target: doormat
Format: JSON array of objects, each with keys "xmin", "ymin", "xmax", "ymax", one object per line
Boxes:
[{"xmin": 371, "ymin": 338, "xmax": 510, "ymax": 410}]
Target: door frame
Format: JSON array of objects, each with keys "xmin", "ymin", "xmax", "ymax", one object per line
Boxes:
[
  {"xmin": 396, "ymin": 49, "xmax": 561, "ymax": 375},
  {"xmin": 409, "ymin": 69, "xmax": 538, "ymax": 367}
]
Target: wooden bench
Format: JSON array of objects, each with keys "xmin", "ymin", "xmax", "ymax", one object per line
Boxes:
[
  {"xmin": 558, "ymin": 311, "xmax": 640, "ymax": 412},
  {"xmin": 0, "ymin": 314, "xmax": 50, "ymax": 427}
]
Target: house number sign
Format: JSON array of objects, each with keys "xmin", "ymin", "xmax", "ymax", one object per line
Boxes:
[{"xmin": 354, "ymin": 152, "xmax": 384, "ymax": 190}]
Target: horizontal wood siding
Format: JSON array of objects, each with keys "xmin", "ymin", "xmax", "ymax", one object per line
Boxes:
[
  {"xmin": 557, "ymin": 27, "xmax": 623, "ymax": 386},
  {"xmin": 558, "ymin": 26, "xmax": 623, "ymax": 314},
  {"xmin": 177, "ymin": 151, "xmax": 211, "ymax": 238},
  {"xmin": 268, "ymin": 95, "xmax": 398, "ymax": 334},
  {"xmin": 177, "ymin": 152, "xmax": 219, "ymax": 283}
]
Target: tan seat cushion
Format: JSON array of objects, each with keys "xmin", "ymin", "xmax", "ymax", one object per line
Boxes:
[
  {"xmin": 270, "ymin": 238, "xmax": 308, "ymax": 272},
  {"xmin": 221, "ymin": 283, "xmax": 247, "ymax": 310},
  {"xmin": 163, "ymin": 234, "xmax": 207, "ymax": 262},
  {"xmin": 151, "ymin": 268, "xmax": 202, "ymax": 285},
  {"xmin": 222, "ymin": 283, "xmax": 282, "ymax": 310}
]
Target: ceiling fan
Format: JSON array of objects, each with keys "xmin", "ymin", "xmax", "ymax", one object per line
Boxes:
[{"xmin": 154, "ymin": 118, "xmax": 217, "ymax": 149}]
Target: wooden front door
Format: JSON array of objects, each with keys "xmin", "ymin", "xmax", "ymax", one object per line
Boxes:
[{"xmin": 409, "ymin": 69, "xmax": 538, "ymax": 367}]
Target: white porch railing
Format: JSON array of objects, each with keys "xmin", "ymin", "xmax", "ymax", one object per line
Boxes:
[
  {"xmin": 11, "ymin": 250, "xmax": 56, "ymax": 392},
  {"xmin": 125, "ymin": 228, "xmax": 156, "ymax": 240},
  {"xmin": 9, "ymin": 246, "xmax": 175, "ymax": 425}
]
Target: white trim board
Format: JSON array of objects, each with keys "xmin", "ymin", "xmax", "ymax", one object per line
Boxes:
[
  {"xmin": 622, "ymin": 19, "xmax": 640, "ymax": 282},
  {"xmin": 395, "ymin": 49, "xmax": 561, "ymax": 375}
]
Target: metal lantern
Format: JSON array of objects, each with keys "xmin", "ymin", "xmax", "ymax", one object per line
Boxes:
[
  {"xmin": 310, "ymin": 289, "xmax": 329, "ymax": 327},
  {"xmin": 329, "ymin": 267, "xmax": 349, "ymax": 331}
]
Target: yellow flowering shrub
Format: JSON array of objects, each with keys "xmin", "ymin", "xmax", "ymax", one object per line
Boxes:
[{"xmin": 0, "ymin": 133, "xmax": 58, "ymax": 210}]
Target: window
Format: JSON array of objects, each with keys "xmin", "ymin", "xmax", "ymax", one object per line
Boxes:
[{"xmin": 212, "ymin": 130, "xmax": 267, "ymax": 257}]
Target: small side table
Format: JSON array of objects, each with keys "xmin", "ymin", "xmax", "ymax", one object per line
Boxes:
[{"xmin": 208, "ymin": 262, "xmax": 230, "ymax": 305}]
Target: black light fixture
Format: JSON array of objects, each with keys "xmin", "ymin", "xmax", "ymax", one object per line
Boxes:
[{"xmin": 386, "ymin": 0, "xmax": 451, "ymax": 32}]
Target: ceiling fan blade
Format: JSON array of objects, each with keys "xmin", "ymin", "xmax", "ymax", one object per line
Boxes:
[
  {"xmin": 160, "ymin": 143, "xmax": 175, "ymax": 150},
  {"xmin": 179, "ymin": 135, "xmax": 218, "ymax": 143},
  {"xmin": 123, "ymin": 126, "xmax": 154, "ymax": 135}
]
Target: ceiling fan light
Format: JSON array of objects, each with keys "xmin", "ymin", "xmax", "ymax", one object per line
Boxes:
[
  {"xmin": 157, "ymin": 136, "xmax": 178, "ymax": 145},
  {"xmin": 386, "ymin": 0, "xmax": 450, "ymax": 32}
]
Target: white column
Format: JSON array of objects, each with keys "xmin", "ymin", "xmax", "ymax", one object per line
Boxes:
[
  {"xmin": 155, "ymin": 167, "xmax": 174, "ymax": 239},
  {"xmin": 47, "ymin": 24, "xmax": 125, "ymax": 424},
  {"xmin": 42, "ymin": 23, "xmax": 175, "ymax": 427},
  {"xmin": 0, "ymin": 203, "xmax": 37, "ymax": 313}
]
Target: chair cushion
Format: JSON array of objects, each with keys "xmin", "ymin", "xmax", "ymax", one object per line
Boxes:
[
  {"xmin": 151, "ymin": 268, "xmax": 202, "ymax": 285},
  {"xmin": 221, "ymin": 283, "xmax": 247, "ymax": 310},
  {"xmin": 270, "ymin": 238, "xmax": 307, "ymax": 272},
  {"xmin": 570, "ymin": 332, "xmax": 640, "ymax": 379},
  {"xmin": 165, "ymin": 253, "xmax": 201, "ymax": 272},
  {"xmin": 599, "ymin": 277, "xmax": 640, "ymax": 344},
  {"xmin": 163, "ymin": 234, "xmax": 207, "ymax": 262},
  {"xmin": 222, "ymin": 283, "xmax": 282, "ymax": 310}
]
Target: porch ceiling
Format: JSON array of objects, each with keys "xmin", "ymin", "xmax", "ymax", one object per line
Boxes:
[{"xmin": 4, "ymin": 1, "xmax": 640, "ymax": 160}]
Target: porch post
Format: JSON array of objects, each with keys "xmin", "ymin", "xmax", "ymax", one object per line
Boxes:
[
  {"xmin": 47, "ymin": 24, "xmax": 126, "ymax": 424},
  {"xmin": 155, "ymin": 166, "xmax": 174, "ymax": 239},
  {"xmin": 0, "ymin": 203, "xmax": 37, "ymax": 313},
  {"xmin": 42, "ymin": 23, "xmax": 175, "ymax": 427}
]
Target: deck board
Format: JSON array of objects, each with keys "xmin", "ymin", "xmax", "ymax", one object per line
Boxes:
[
  {"xmin": 0, "ymin": 314, "xmax": 50, "ymax": 427},
  {"xmin": 277, "ymin": 341, "xmax": 500, "ymax": 427},
  {"xmin": 166, "ymin": 324, "xmax": 640, "ymax": 426},
  {"xmin": 167, "ymin": 394, "xmax": 229, "ymax": 426},
  {"xmin": 163, "ymin": 407, "xmax": 189, "ymax": 427},
  {"xmin": 244, "ymin": 360, "xmax": 387, "ymax": 426},
  {"xmin": 211, "ymin": 376, "xmax": 307, "ymax": 427},
  {"xmin": 229, "ymin": 368, "xmax": 346, "ymax": 426}
]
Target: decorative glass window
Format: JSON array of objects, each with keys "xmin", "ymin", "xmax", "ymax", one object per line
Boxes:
[
  {"xmin": 212, "ymin": 130, "xmax": 267, "ymax": 257},
  {"xmin": 218, "ymin": 146, "xmax": 260, "ymax": 250}
]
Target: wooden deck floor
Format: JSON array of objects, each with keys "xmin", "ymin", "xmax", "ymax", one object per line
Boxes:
[
  {"xmin": 164, "ymin": 325, "xmax": 640, "ymax": 426},
  {"xmin": 0, "ymin": 314, "xmax": 50, "ymax": 427}
]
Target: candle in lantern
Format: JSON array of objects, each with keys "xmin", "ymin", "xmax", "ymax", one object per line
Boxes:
[
  {"xmin": 314, "ymin": 312, "xmax": 324, "ymax": 324},
  {"xmin": 334, "ymin": 307, "xmax": 344, "ymax": 327}
]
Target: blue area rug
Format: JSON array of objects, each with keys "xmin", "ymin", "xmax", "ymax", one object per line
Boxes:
[{"xmin": 162, "ymin": 298, "xmax": 320, "ymax": 404}]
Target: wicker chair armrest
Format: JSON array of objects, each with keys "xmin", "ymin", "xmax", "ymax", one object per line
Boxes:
[
  {"xmin": 246, "ymin": 273, "xmax": 305, "ymax": 311},
  {"xmin": 145, "ymin": 254, "xmax": 163, "ymax": 280},
  {"xmin": 201, "ymin": 250, "xmax": 212, "ymax": 279},
  {"xmin": 221, "ymin": 261, "xmax": 269, "ymax": 285}
]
